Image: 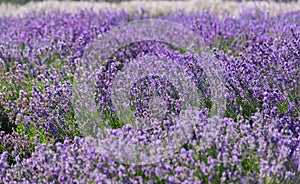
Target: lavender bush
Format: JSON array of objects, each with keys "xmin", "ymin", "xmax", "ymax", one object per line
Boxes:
[{"xmin": 0, "ymin": 7, "xmax": 299, "ymax": 183}]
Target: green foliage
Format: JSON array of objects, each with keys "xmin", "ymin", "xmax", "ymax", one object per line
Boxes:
[
  {"xmin": 15, "ymin": 121, "xmax": 50, "ymax": 144},
  {"xmin": 0, "ymin": 107, "xmax": 15, "ymax": 134},
  {"xmin": 241, "ymin": 154, "xmax": 260, "ymax": 175},
  {"xmin": 213, "ymin": 37, "xmax": 245, "ymax": 57},
  {"xmin": 0, "ymin": 0, "xmax": 39, "ymax": 5},
  {"xmin": 101, "ymin": 111, "xmax": 124, "ymax": 129}
]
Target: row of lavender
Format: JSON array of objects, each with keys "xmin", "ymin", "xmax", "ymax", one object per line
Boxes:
[{"xmin": 0, "ymin": 9, "xmax": 299, "ymax": 183}]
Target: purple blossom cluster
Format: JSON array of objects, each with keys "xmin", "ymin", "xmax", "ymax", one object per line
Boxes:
[
  {"xmin": 129, "ymin": 74, "xmax": 182, "ymax": 119},
  {"xmin": 1, "ymin": 113, "xmax": 299, "ymax": 183},
  {"xmin": 93, "ymin": 43, "xmax": 210, "ymax": 129},
  {"xmin": 0, "ymin": 8, "xmax": 299, "ymax": 183}
]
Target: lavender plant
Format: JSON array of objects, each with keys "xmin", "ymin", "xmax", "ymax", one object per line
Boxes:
[{"xmin": 0, "ymin": 7, "xmax": 299, "ymax": 183}]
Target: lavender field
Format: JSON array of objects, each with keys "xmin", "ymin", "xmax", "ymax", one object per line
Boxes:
[{"xmin": 0, "ymin": 1, "xmax": 300, "ymax": 183}]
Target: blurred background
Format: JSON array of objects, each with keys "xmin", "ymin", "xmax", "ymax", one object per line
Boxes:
[
  {"xmin": 0, "ymin": 0, "xmax": 298, "ymax": 5},
  {"xmin": 1, "ymin": 0, "xmax": 300, "ymax": 18}
]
